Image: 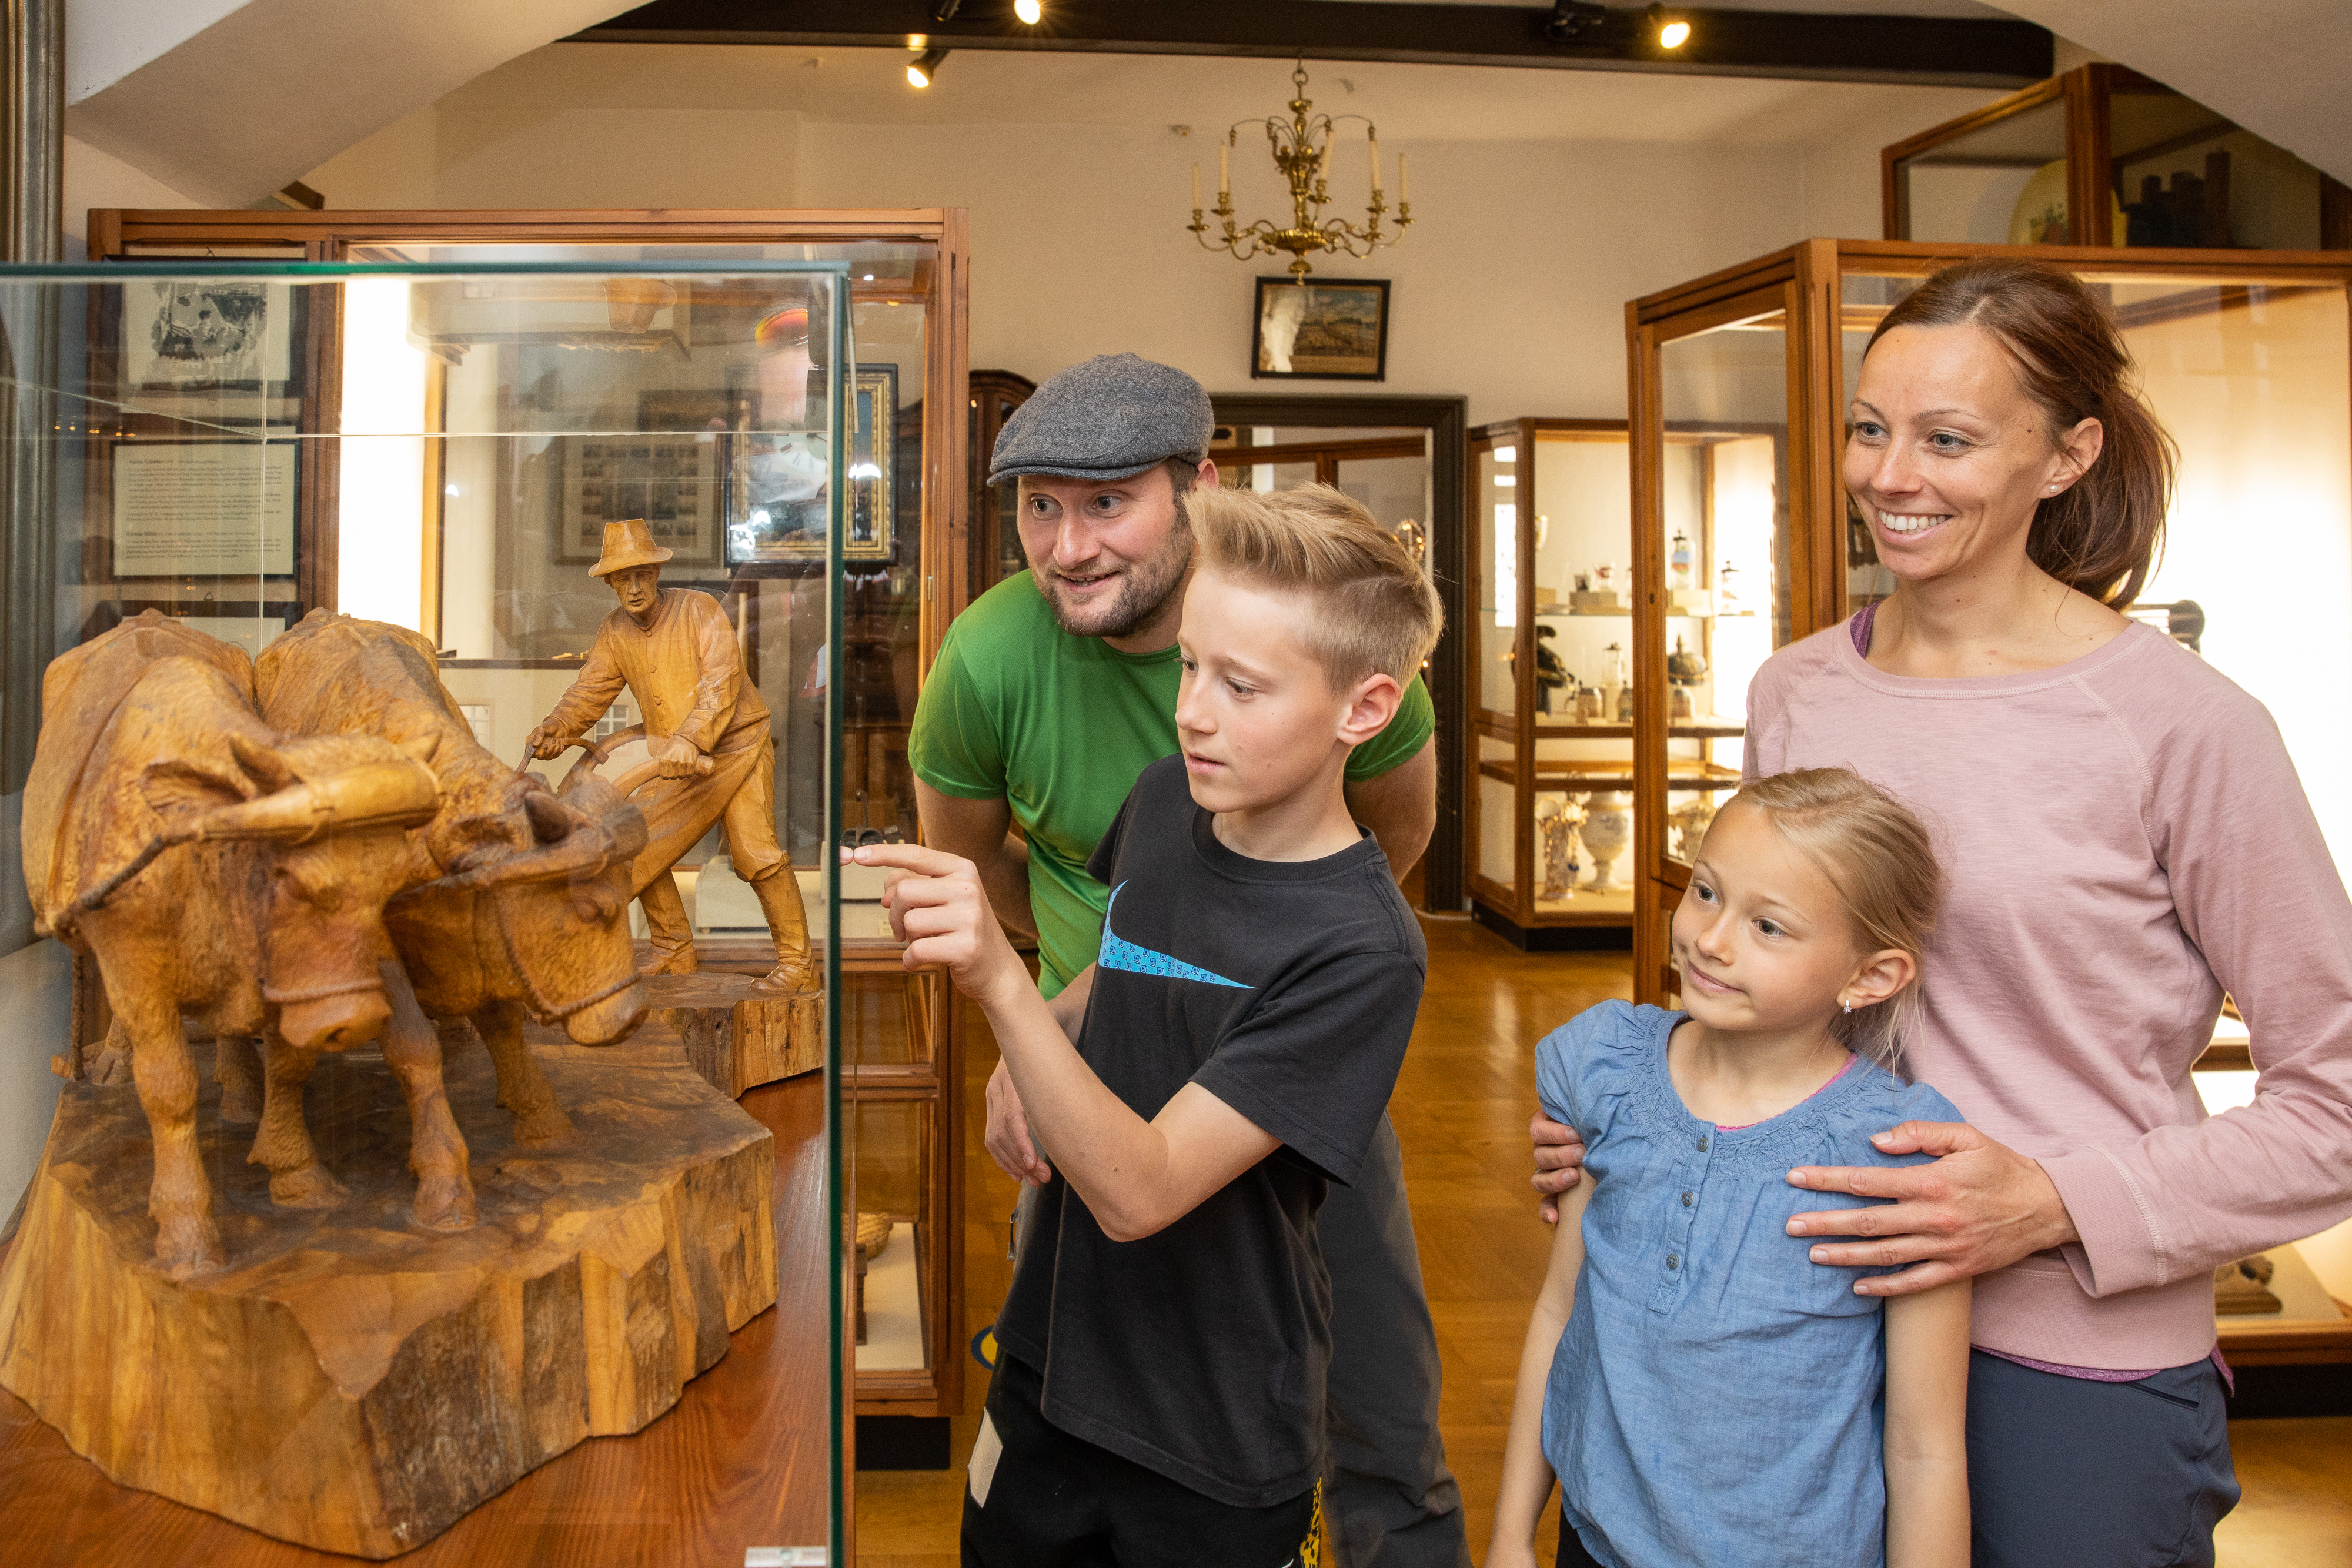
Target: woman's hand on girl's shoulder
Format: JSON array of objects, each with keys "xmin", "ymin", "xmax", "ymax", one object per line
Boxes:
[{"xmin": 1784, "ymin": 1119, "xmax": 2078, "ymax": 1296}]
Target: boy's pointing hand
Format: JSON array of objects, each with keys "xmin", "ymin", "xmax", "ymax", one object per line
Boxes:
[{"xmin": 848, "ymin": 842, "xmax": 1027, "ymax": 1007}]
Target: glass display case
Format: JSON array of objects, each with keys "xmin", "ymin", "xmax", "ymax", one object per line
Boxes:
[
  {"xmin": 0, "ymin": 259, "xmax": 869, "ymax": 1557},
  {"xmin": 1466, "ymin": 419, "xmax": 1643, "ymax": 944},
  {"xmin": 1629, "ymin": 235, "xmax": 2352, "ymax": 1365},
  {"xmin": 81, "ymin": 206, "xmax": 977, "ymax": 1457},
  {"xmin": 1884, "ymin": 64, "xmax": 2352, "ymax": 252}
]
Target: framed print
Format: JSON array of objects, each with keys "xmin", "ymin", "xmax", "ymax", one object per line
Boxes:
[
  {"xmin": 1251, "ymin": 278, "xmax": 1391, "ymax": 381},
  {"xmin": 553, "ymin": 434, "xmax": 722, "ymax": 567},
  {"xmin": 110, "ymin": 440, "xmax": 298, "ymax": 578},
  {"xmin": 119, "ymin": 279, "xmax": 296, "ymax": 389},
  {"xmin": 724, "ymin": 363, "xmax": 896, "ymax": 565}
]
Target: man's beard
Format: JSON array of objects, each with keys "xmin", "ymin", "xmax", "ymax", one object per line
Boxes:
[{"xmin": 1035, "ymin": 523, "xmax": 1193, "ymax": 641}]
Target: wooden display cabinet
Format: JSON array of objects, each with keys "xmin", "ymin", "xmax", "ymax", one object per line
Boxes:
[
  {"xmin": 1884, "ymin": 63, "xmax": 2352, "ymax": 252},
  {"xmin": 89, "ymin": 206, "xmax": 983, "ymax": 1480},
  {"xmin": 1628, "ymin": 234, "xmax": 2352, "ymax": 1366},
  {"xmin": 969, "ymin": 369, "xmax": 1037, "ymax": 596},
  {"xmin": 1466, "ymin": 419, "xmax": 1647, "ymax": 945}
]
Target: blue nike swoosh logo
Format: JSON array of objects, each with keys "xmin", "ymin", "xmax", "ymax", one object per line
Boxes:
[{"xmin": 1097, "ymin": 883, "xmax": 1250, "ymax": 988}]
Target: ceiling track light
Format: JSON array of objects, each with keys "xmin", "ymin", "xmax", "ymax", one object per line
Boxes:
[
  {"xmin": 1014, "ymin": 0, "xmax": 1043, "ymax": 23},
  {"xmin": 1545, "ymin": 2, "xmax": 1692, "ymax": 49},
  {"xmin": 907, "ymin": 46, "xmax": 948, "ymax": 88}
]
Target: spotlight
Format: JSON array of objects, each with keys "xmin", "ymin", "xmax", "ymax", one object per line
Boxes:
[
  {"xmin": 1545, "ymin": 1, "xmax": 1610, "ymax": 42},
  {"xmin": 1014, "ymin": 0, "xmax": 1043, "ymax": 22},
  {"xmin": 1648, "ymin": 4, "xmax": 1690, "ymax": 47},
  {"xmin": 907, "ymin": 47, "xmax": 948, "ymax": 87}
]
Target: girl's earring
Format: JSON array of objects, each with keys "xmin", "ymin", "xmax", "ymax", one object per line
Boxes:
[{"xmin": 1841, "ymin": 1000, "xmax": 1853, "ymax": 1014}]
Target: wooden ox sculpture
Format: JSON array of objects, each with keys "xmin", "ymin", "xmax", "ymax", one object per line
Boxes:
[
  {"xmin": 19, "ymin": 613, "xmax": 442, "ymax": 1276},
  {"xmin": 252, "ymin": 613, "xmax": 649, "ymax": 1191}
]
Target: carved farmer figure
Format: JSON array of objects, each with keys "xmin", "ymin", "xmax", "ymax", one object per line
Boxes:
[{"xmin": 526, "ymin": 518, "xmax": 816, "ymax": 996}]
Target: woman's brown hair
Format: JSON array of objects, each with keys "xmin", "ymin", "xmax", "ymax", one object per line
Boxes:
[{"xmin": 1865, "ymin": 258, "xmax": 2177, "ymax": 606}]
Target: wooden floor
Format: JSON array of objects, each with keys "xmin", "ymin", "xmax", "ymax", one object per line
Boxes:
[{"xmin": 856, "ymin": 917, "xmax": 2352, "ymax": 1566}]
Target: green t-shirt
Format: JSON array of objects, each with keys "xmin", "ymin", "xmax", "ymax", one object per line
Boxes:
[{"xmin": 910, "ymin": 572, "xmax": 1435, "ymax": 997}]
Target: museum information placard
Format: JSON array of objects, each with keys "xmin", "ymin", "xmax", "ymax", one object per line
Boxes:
[{"xmin": 112, "ymin": 442, "xmax": 296, "ymax": 577}]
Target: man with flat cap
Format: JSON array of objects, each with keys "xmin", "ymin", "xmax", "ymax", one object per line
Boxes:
[
  {"xmin": 526, "ymin": 516, "xmax": 817, "ymax": 997},
  {"xmin": 909, "ymin": 353, "xmax": 1465, "ymax": 1567}
]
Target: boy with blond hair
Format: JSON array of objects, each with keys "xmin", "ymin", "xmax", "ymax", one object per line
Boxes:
[{"xmin": 860, "ymin": 484, "xmax": 1444, "ymax": 1567}]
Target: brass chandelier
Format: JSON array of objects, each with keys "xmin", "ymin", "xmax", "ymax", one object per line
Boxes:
[{"xmin": 1188, "ymin": 61, "xmax": 1412, "ymax": 280}]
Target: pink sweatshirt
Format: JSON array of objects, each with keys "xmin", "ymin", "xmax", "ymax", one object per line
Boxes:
[{"xmin": 1746, "ymin": 617, "xmax": 2352, "ymax": 1369}]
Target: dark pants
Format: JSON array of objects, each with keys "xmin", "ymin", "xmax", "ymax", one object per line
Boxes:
[
  {"xmin": 1011, "ymin": 1113, "xmax": 1467, "ymax": 1568},
  {"xmin": 1967, "ymin": 1349, "xmax": 2239, "ymax": 1568},
  {"xmin": 1318, "ymin": 1114, "xmax": 1470, "ymax": 1568},
  {"xmin": 961, "ymin": 1355, "xmax": 1318, "ymax": 1568},
  {"xmin": 1556, "ymin": 1515, "xmax": 1605, "ymax": 1568}
]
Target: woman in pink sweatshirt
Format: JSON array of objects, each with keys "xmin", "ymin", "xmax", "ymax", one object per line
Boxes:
[{"xmin": 1539, "ymin": 258, "xmax": 2352, "ymax": 1567}]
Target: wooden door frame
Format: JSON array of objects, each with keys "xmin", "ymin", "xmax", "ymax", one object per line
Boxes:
[{"xmin": 1211, "ymin": 392, "xmax": 1468, "ymax": 913}]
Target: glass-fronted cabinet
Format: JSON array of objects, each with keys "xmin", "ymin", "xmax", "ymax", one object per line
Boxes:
[
  {"xmin": 0, "ymin": 260, "xmax": 856, "ymax": 1558},
  {"xmin": 1884, "ymin": 64, "xmax": 2352, "ymax": 251},
  {"xmin": 1468, "ymin": 419, "xmax": 1642, "ymax": 945},
  {"xmin": 84, "ymin": 206, "xmax": 977, "ymax": 1462},
  {"xmin": 1631, "ymin": 236, "xmax": 2352, "ymax": 1368}
]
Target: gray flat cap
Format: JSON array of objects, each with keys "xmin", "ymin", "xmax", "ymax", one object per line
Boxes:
[{"xmin": 988, "ymin": 353, "xmax": 1214, "ymax": 486}]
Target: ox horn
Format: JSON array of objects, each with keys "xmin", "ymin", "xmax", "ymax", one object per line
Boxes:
[
  {"xmin": 395, "ymin": 798, "xmax": 646, "ymax": 900},
  {"xmin": 194, "ymin": 757, "xmax": 441, "ymax": 843}
]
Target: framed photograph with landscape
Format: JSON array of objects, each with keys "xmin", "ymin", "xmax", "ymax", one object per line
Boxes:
[{"xmin": 1251, "ymin": 278, "xmax": 1391, "ymax": 381}]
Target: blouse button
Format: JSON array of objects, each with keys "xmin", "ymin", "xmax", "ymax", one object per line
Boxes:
[
  {"xmin": 1666, "ymin": 1254, "xmax": 1681, "ymax": 1270},
  {"xmin": 1681, "ymin": 1191, "xmax": 1694, "ymax": 1207},
  {"xmin": 1695, "ymin": 1135, "xmax": 1710, "ymax": 1152}
]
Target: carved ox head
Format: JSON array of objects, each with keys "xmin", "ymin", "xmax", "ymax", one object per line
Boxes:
[
  {"xmin": 395, "ymin": 771, "xmax": 649, "ymax": 1045},
  {"xmin": 140, "ymin": 730, "xmax": 440, "ymax": 1051}
]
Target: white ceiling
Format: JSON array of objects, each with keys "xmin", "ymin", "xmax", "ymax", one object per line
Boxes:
[{"xmin": 61, "ymin": 0, "xmax": 2352, "ymax": 207}]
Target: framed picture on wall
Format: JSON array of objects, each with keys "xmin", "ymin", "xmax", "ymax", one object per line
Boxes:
[
  {"xmin": 724, "ymin": 364, "xmax": 896, "ymax": 565},
  {"xmin": 1251, "ymin": 278, "xmax": 1391, "ymax": 381},
  {"xmin": 552, "ymin": 434, "xmax": 723, "ymax": 567}
]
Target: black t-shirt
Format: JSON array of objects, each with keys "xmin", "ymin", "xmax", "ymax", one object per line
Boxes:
[{"xmin": 991, "ymin": 754, "xmax": 1427, "ymax": 1509}]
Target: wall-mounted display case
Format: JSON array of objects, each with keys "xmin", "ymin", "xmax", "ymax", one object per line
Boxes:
[
  {"xmin": 0, "ymin": 258, "xmax": 874, "ymax": 1559},
  {"xmin": 1628, "ymin": 235, "xmax": 2352, "ymax": 1368},
  {"xmin": 1884, "ymin": 63, "xmax": 2352, "ymax": 252}
]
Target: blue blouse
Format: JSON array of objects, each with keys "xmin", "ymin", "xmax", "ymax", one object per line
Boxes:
[{"xmin": 1536, "ymin": 1001, "xmax": 1965, "ymax": 1568}]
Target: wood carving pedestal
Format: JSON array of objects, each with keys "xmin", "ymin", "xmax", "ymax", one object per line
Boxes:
[
  {"xmin": 640, "ymin": 971, "xmax": 824, "ymax": 1097},
  {"xmin": 0, "ymin": 1035, "xmax": 777, "ymax": 1559}
]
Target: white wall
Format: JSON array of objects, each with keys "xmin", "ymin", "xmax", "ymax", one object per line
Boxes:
[{"xmin": 299, "ymin": 61, "xmax": 1999, "ymax": 423}]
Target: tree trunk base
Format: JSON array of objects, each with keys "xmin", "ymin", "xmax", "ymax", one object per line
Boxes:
[
  {"xmin": 639, "ymin": 971, "xmax": 824, "ymax": 1097},
  {"xmin": 0, "ymin": 1034, "xmax": 777, "ymax": 1559}
]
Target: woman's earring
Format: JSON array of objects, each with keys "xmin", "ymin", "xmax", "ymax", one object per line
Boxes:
[{"xmin": 1842, "ymin": 1000, "xmax": 1853, "ymax": 1014}]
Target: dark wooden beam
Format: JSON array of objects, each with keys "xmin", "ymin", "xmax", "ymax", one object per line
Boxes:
[{"xmin": 573, "ymin": 1, "xmax": 2053, "ymax": 89}]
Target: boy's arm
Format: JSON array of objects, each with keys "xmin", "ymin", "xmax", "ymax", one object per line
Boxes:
[
  {"xmin": 1883, "ymin": 1279, "xmax": 1972, "ymax": 1568},
  {"xmin": 1489, "ymin": 1175, "xmax": 1592, "ymax": 1568},
  {"xmin": 863, "ymin": 842, "xmax": 1277, "ymax": 1241}
]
